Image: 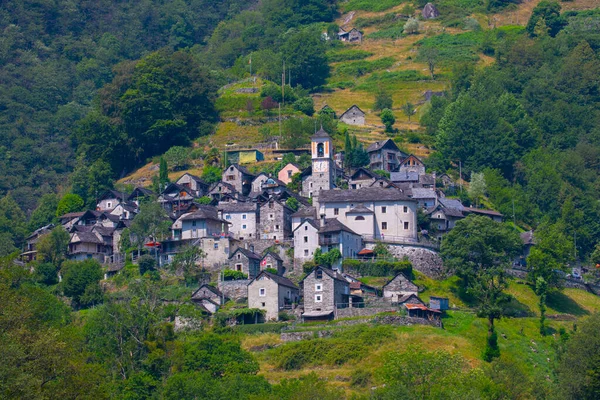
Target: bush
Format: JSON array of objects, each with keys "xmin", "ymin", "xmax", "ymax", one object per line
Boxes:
[
  {"xmin": 350, "ymin": 369, "xmax": 372, "ymax": 387},
  {"xmin": 138, "ymin": 254, "xmax": 157, "ymax": 275},
  {"xmin": 223, "ymin": 269, "xmax": 248, "ymax": 280},
  {"xmin": 341, "ymin": 258, "xmax": 413, "ymax": 277},
  {"xmin": 35, "ymin": 262, "xmax": 59, "ymax": 285},
  {"xmin": 293, "ymin": 97, "xmax": 314, "ymax": 116}
]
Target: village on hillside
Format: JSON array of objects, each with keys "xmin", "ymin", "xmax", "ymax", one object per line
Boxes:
[{"xmin": 22, "ymin": 125, "xmax": 532, "ymax": 325}]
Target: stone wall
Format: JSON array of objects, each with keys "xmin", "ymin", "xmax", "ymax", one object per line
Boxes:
[
  {"xmin": 373, "ymin": 315, "xmax": 442, "ymax": 328},
  {"xmin": 367, "ymin": 244, "xmax": 444, "ymax": 278},
  {"xmin": 218, "ymin": 279, "xmax": 250, "ymax": 301},
  {"xmin": 239, "ymin": 239, "xmax": 293, "ymax": 272}
]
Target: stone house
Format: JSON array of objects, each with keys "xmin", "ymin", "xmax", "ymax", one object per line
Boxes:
[
  {"xmin": 158, "ymin": 183, "xmax": 196, "ymax": 216},
  {"xmin": 338, "ymin": 28, "xmax": 363, "ymax": 43},
  {"xmin": 58, "ymin": 211, "xmax": 85, "ymax": 230},
  {"xmin": 367, "ymin": 139, "xmax": 406, "ymax": 172},
  {"xmin": 318, "ymin": 218, "xmax": 363, "ymax": 262},
  {"xmin": 217, "ymin": 202, "xmax": 258, "ymax": 240},
  {"xmin": 248, "ymin": 271, "xmax": 299, "ymax": 321},
  {"xmin": 222, "ymin": 164, "xmax": 256, "ymax": 196},
  {"xmin": 318, "ymin": 188, "xmax": 418, "ymax": 242},
  {"xmin": 258, "ymin": 199, "xmax": 293, "ymax": 241},
  {"xmin": 301, "ymin": 266, "xmax": 350, "ymax": 321},
  {"xmin": 68, "ymin": 228, "xmax": 112, "ymax": 262},
  {"xmin": 339, "ymin": 105, "xmax": 365, "ymax": 126},
  {"xmin": 291, "ymin": 206, "xmax": 317, "ymax": 231},
  {"xmin": 349, "ymin": 167, "xmax": 379, "ymax": 189},
  {"xmin": 426, "ymin": 203, "xmax": 464, "ymax": 233},
  {"xmin": 171, "ymin": 206, "xmax": 229, "ymax": 241},
  {"xmin": 229, "ymin": 247, "xmax": 261, "ymax": 279},
  {"xmin": 176, "ymin": 173, "xmax": 210, "ymax": 198},
  {"xmin": 398, "ymin": 154, "xmax": 426, "ymax": 175},
  {"xmin": 96, "ymin": 190, "xmax": 129, "ymax": 212},
  {"xmin": 293, "ymin": 219, "xmax": 320, "ymax": 264},
  {"xmin": 128, "ymin": 187, "xmax": 155, "ymax": 206},
  {"xmin": 278, "ymin": 163, "xmax": 301, "ymax": 185},
  {"xmin": 191, "ymin": 284, "xmax": 225, "ymax": 314},
  {"xmin": 383, "ymin": 273, "xmax": 419, "ymax": 303},
  {"xmin": 109, "ymin": 202, "xmax": 138, "ymax": 220},
  {"xmin": 463, "ymin": 207, "xmax": 503, "ymax": 222},
  {"xmin": 409, "ymin": 188, "xmax": 438, "ymax": 209},
  {"xmin": 397, "ymin": 293, "xmax": 424, "ymax": 306},
  {"xmin": 260, "ymin": 251, "xmax": 284, "ymax": 275},
  {"xmin": 208, "ymin": 181, "xmax": 239, "ymax": 203},
  {"xmin": 21, "ymin": 223, "xmax": 55, "ymax": 263}
]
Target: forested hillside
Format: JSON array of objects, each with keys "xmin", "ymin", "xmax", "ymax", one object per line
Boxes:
[{"xmin": 0, "ymin": 0, "xmax": 253, "ymax": 210}]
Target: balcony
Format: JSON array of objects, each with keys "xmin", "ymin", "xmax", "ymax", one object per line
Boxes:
[{"xmin": 319, "ymin": 237, "xmax": 340, "ymax": 246}]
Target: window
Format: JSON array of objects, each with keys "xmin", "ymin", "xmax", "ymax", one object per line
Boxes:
[
  {"xmin": 382, "ymin": 206, "xmax": 387, "ymax": 214},
  {"xmin": 268, "ymin": 202, "xmax": 274, "ymax": 209},
  {"xmin": 269, "ymin": 214, "xmax": 274, "ymax": 219},
  {"xmin": 287, "ymin": 170, "xmax": 292, "ymax": 178},
  {"xmin": 266, "ymin": 264, "xmax": 272, "ymax": 269},
  {"xmin": 242, "ymin": 224, "xmax": 247, "ymax": 230},
  {"xmin": 315, "ymin": 270, "xmax": 323, "ymax": 279},
  {"xmin": 304, "ymin": 249, "xmax": 309, "ymax": 256},
  {"xmin": 107, "ymin": 202, "xmax": 112, "ymax": 209},
  {"xmin": 214, "ymin": 243, "xmax": 219, "ymax": 249},
  {"xmin": 309, "ymin": 192, "xmax": 313, "ymax": 198},
  {"xmin": 315, "ymin": 294, "xmax": 322, "ymax": 302},
  {"xmin": 404, "ymin": 222, "xmax": 409, "ymax": 230},
  {"xmin": 334, "ymin": 208, "xmax": 339, "ymax": 215},
  {"xmin": 259, "ymin": 288, "xmax": 265, "ymax": 296},
  {"xmin": 273, "ymin": 235, "xmax": 277, "ymax": 240},
  {"xmin": 315, "ymin": 284, "xmax": 323, "ymax": 292},
  {"xmin": 304, "ymin": 236, "xmax": 308, "ymax": 243},
  {"xmin": 317, "ymin": 143, "xmax": 324, "ymax": 157},
  {"xmin": 227, "ymin": 175, "xmax": 235, "ymax": 181},
  {"xmin": 261, "ymin": 302, "xmax": 266, "ymax": 307},
  {"xmin": 192, "ymin": 220, "xmax": 196, "ymax": 226},
  {"xmin": 304, "ymin": 226, "xmax": 308, "ymax": 231},
  {"xmin": 225, "ymin": 214, "xmax": 231, "ymax": 220},
  {"xmin": 355, "ymin": 216, "xmax": 365, "ymax": 221},
  {"xmin": 403, "ymin": 206, "xmax": 408, "ymax": 213},
  {"xmin": 236, "ymin": 264, "xmax": 243, "ymax": 271},
  {"xmin": 242, "ymin": 214, "xmax": 247, "ymax": 220},
  {"xmin": 275, "ymin": 224, "xmax": 280, "ymax": 230},
  {"xmin": 309, "ymin": 182, "xmax": 313, "ymax": 188},
  {"xmin": 237, "ymin": 254, "xmax": 241, "ymax": 260},
  {"xmin": 382, "ymin": 222, "xmax": 388, "ymax": 230}
]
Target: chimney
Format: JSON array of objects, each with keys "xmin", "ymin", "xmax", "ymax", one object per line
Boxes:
[{"xmin": 320, "ymin": 213, "xmax": 326, "ymax": 227}]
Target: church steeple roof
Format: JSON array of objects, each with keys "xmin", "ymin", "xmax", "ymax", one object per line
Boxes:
[{"xmin": 311, "ymin": 125, "xmax": 331, "ymax": 140}]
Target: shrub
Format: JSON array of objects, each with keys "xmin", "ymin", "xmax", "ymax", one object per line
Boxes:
[
  {"xmin": 223, "ymin": 269, "xmax": 248, "ymax": 280},
  {"xmin": 341, "ymin": 258, "xmax": 413, "ymax": 277},
  {"xmin": 350, "ymin": 369, "xmax": 372, "ymax": 387},
  {"xmin": 138, "ymin": 254, "xmax": 157, "ymax": 275},
  {"xmin": 293, "ymin": 97, "xmax": 314, "ymax": 116},
  {"xmin": 403, "ymin": 18, "xmax": 420, "ymax": 34}
]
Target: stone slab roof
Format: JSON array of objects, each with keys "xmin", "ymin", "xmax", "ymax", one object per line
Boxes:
[{"xmin": 319, "ymin": 187, "xmax": 413, "ymax": 203}]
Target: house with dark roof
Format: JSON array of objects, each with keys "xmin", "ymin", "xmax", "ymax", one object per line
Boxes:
[
  {"xmin": 318, "ymin": 188, "xmax": 418, "ymax": 242},
  {"xmin": 21, "ymin": 223, "xmax": 55, "ymax": 263},
  {"xmin": 383, "ymin": 273, "xmax": 419, "ymax": 303},
  {"xmin": 158, "ymin": 183, "xmax": 196, "ymax": 216},
  {"xmin": 349, "ymin": 167, "xmax": 380, "ymax": 189},
  {"xmin": 170, "ymin": 206, "xmax": 229, "ymax": 241},
  {"xmin": 339, "ymin": 105, "xmax": 365, "ymax": 126},
  {"xmin": 291, "ymin": 206, "xmax": 317, "ymax": 231},
  {"xmin": 463, "ymin": 207, "xmax": 503, "ymax": 222},
  {"xmin": 222, "ymin": 164, "xmax": 256, "ymax": 196},
  {"xmin": 338, "ymin": 28, "xmax": 363, "ymax": 43},
  {"xmin": 409, "ymin": 188, "xmax": 438, "ymax": 208},
  {"xmin": 229, "ymin": 247, "xmax": 261, "ymax": 279},
  {"xmin": 248, "ymin": 270, "xmax": 299, "ymax": 321},
  {"xmin": 260, "ymin": 251, "xmax": 284, "ymax": 275},
  {"xmin": 68, "ymin": 228, "xmax": 111, "ymax": 262},
  {"xmin": 301, "ymin": 266, "xmax": 351, "ymax": 321},
  {"xmin": 217, "ymin": 202, "xmax": 258, "ymax": 240},
  {"xmin": 293, "ymin": 218, "xmax": 320, "ymax": 264},
  {"xmin": 367, "ymin": 139, "xmax": 406, "ymax": 172},
  {"xmin": 176, "ymin": 173, "xmax": 210, "ymax": 197},
  {"xmin": 426, "ymin": 203, "xmax": 464, "ymax": 234},
  {"xmin": 192, "ymin": 284, "xmax": 225, "ymax": 314},
  {"xmin": 97, "ymin": 190, "xmax": 130, "ymax": 212},
  {"xmin": 128, "ymin": 187, "xmax": 155, "ymax": 205},
  {"xmin": 398, "ymin": 154, "xmax": 426, "ymax": 175},
  {"xmin": 318, "ymin": 219, "xmax": 363, "ymax": 265},
  {"xmin": 208, "ymin": 181, "xmax": 239, "ymax": 203},
  {"xmin": 397, "ymin": 293, "xmax": 425, "ymax": 306},
  {"xmin": 109, "ymin": 201, "xmax": 138, "ymax": 220}
]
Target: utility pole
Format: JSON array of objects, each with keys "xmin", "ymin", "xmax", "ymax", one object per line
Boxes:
[
  {"xmin": 459, "ymin": 161, "xmax": 462, "ymax": 193},
  {"xmin": 279, "ymin": 103, "xmax": 282, "ymax": 137},
  {"xmin": 512, "ymin": 197, "xmax": 516, "ymax": 228},
  {"xmin": 282, "ymin": 61, "xmax": 285, "ymax": 105}
]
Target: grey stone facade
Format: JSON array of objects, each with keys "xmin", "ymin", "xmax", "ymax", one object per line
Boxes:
[
  {"xmin": 383, "ymin": 273, "xmax": 419, "ymax": 302},
  {"xmin": 218, "ymin": 279, "xmax": 251, "ymax": 301},
  {"xmin": 222, "ymin": 164, "xmax": 255, "ymax": 196},
  {"xmin": 247, "ymin": 271, "xmax": 299, "ymax": 321},
  {"xmin": 302, "ymin": 267, "xmax": 349, "ymax": 316},
  {"xmin": 229, "ymin": 247, "xmax": 261, "ymax": 278},
  {"xmin": 339, "ymin": 105, "xmax": 365, "ymax": 126},
  {"xmin": 367, "ymin": 243, "xmax": 444, "ymax": 278},
  {"xmin": 258, "ymin": 200, "xmax": 292, "ymax": 241}
]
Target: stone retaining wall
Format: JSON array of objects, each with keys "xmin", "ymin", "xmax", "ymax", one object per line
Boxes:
[
  {"xmin": 366, "ymin": 244, "xmax": 444, "ymax": 278},
  {"xmin": 218, "ymin": 279, "xmax": 250, "ymax": 301}
]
